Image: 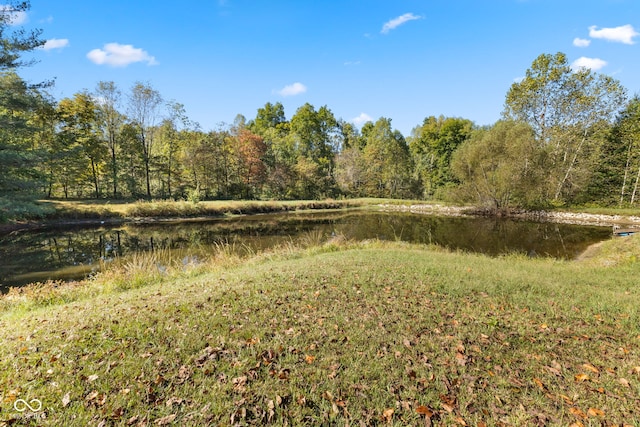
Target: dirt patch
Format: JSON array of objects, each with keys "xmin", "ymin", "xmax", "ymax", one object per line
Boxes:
[{"xmin": 574, "ymin": 240, "xmax": 606, "ymax": 261}]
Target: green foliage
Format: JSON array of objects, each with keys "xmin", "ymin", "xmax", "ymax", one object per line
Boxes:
[
  {"xmin": 409, "ymin": 116, "xmax": 475, "ymax": 196},
  {"xmin": 289, "ymin": 103, "xmax": 340, "ymax": 198},
  {"xmin": 504, "ymin": 52, "xmax": 627, "ymax": 204},
  {"xmin": 128, "ymin": 81, "xmax": 163, "ymax": 198},
  {"xmin": 94, "ymin": 81, "xmax": 124, "ymax": 198},
  {"xmin": 0, "ymin": 195, "xmax": 54, "ymax": 222},
  {"xmin": 0, "ymin": 71, "xmax": 47, "ymax": 199},
  {"xmin": 586, "ymin": 96, "xmax": 640, "ymax": 206},
  {"xmin": 0, "ymin": 1, "xmax": 44, "ymax": 69},
  {"xmin": 186, "ymin": 185, "xmax": 200, "ymax": 204},
  {"xmin": 248, "ymin": 101, "xmax": 288, "ymax": 137},
  {"xmin": 335, "ymin": 146, "xmax": 368, "ymax": 196},
  {"xmin": 56, "ymin": 92, "xmax": 106, "ymax": 198},
  {"xmin": 362, "ymin": 118, "xmax": 415, "ymax": 198},
  {"xmin": 452, "ymin": 121, "xmax": 543, "ymax": 210},
  {"xmin": 4, "ymin": 41, "xmax": 640, "ymax": 211}
]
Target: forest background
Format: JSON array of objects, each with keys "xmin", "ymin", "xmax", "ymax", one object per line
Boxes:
[{"xmin": 2, "ymin": 2, "xmax": 640, "ymax": 223}]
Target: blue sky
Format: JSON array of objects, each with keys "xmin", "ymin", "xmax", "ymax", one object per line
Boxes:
[{"xmin": 13, "ymin": 0, "xmax": 640, "ymax": 136}]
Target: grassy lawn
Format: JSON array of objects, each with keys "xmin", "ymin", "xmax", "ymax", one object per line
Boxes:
[{"xmin": 1, "ymin": 236, "xmax": 639, "ymax": 426}]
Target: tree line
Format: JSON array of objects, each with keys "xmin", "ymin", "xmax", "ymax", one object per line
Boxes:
[{"xmin": 2, "ymin": 2, "xmax": 640, "ymax": 215}]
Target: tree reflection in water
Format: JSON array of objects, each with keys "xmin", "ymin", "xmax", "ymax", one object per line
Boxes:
[{"xmin": 0, "ymin": 211, "xmax": 611, "ymax": 289}]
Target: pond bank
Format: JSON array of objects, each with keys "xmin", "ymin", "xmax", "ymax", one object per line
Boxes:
[
  {"xmin": 380, "ymin": 203, "xmax": 640, "ymax": 227},
  {"xmin": 0, "ymin": 199, "xmax": 368, "ymax": 235},
  {"xmin": 3, "ymin": 199, "xmax": 640, "ymax": 235}
]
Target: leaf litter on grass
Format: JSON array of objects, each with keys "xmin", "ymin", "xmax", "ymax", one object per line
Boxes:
[{"xmin": 1, "ymin": 242, "xmax": 639, "ymax": 425}]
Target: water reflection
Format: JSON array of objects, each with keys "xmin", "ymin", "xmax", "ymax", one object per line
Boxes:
[{"xmin": 0, "ymin": 211, "xmax": 611, "ymax": 289}]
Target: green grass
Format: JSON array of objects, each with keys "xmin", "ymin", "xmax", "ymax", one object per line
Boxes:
[
  {"xmin": 562, "ymin": 206, "xmax": 640, "ymax": 217},
  {"xmin": 0, "ymin": 196, "xmax": 57, "ymax": 223},
  {"xmin": 1, "ymin": 237, "xmax": 639, "ymax": 426}
]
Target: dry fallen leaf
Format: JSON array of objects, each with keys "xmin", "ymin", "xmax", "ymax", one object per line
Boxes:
[
  {"xmin": 582, "ymin": 363, "xmax": 599, "ymax": 374},
  {"xmin": 62, "ymin": 392, "xmax": 71, "ymax": 407},
  {"xmin": 415, "ymin": 405, "xmax": 434, "ymax": 417},
  {"xmin": 85, "ymin": 391, "xmax": 99, "ymax": 402},
  {"xmin": 545, "ymin": 365, "xmax": 562, "ymax": 376},
  {"xmin": 574, "ymin": 373, "xmax": 590, "ymax": 382},
  {"xmin": 587, "ymin": 407, "xmax": 605, "ymax": 417},
  {"xmin": 558, "ymin": 394, "xmax": 574, "ymax": 405},
  {"xmin": 382, "ymin": 408, "xmax": 394, "ymax": 422},
  {"xmin": 533, "ymin": 377, "xmax": 546, "ymax": 391},
  {"xmin": 455, "ymin": 352, "xmax": 468, "ymax": 366},
  {"xmin": 442, "ymin": 402, "xmax": 455, "ymax": 413},
  {"xmin": 569, "ymin": 407, "xmax": 587, "ymax": 419},
  {"xmin": 155, "ymin": 414, "xmax": 177, "ymax": 425}
]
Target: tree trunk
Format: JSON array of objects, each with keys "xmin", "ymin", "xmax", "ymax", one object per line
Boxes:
[
  {"xmin": 554, "ymin": 134, "xmax": 586, "ymax": 201},
  {"xmin": 91, "ymin": 158, "xmax": 100, "ymax": 198},
  {"xmin": 111, "ymin": 147, "xmax": 118, "ymax": 198},
  {"xmin": 144, "ymin": 155, "xmax": 151, "ymax": 198},
  {"xmin": 631, "ymin": 163, "xmax": 640, "ymax": 205},
  {"xmin": 167, "ymin": 147, "xmax": 173, "ymax": 198}
]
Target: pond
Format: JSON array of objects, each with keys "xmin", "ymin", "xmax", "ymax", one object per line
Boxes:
[{"xmin": 0, "ymin": 210, "xmax": 612, "ymax": 290}]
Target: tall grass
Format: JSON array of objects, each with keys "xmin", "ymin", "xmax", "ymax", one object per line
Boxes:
[{"xmin": 124, "ymin": 199, "xmax": 365, "ymax": 218}]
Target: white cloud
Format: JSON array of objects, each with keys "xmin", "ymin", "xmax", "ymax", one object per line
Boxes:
[
  {"xmin": 381, "ymin": 13, "xmax": 422, "ymax": 34},
  {"xmin": 352, "ymin": 113, "xmax": 373, "ymax": 126},
  {"xmin": 0, "ymin": 4, "xmax": 27, "ymax": 25},
  {"xmin": 571, "ymin": 56, "xmax": 607, "ymax": 71},
  {"xmin": 87, "ymin": 43, "xmax": 158, "ymax": 67},
  {"xmin": 275, "ymin": 82, "xmax": 307, "ymax": 97},
  {"xmin": 40, "ymin": 38, "xmax": 69, "ymax": 51},
  {"xmin": 573, "ymin": 37, "xmax": 591, "ymax": 47},
  {"xmin": 589, "ymin": 24, "xmax": 639, "ymax": 45}
]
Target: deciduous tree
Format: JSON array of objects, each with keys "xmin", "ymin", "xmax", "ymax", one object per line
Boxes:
[
  {"xmin": 95, "ymin": 81, "xmax": 124, "ymax": 198},
  {"xmin": 57, "ymin": 92, "xmax": 105, "ymax": 198},
  {"xmin": 290, "ymin": 103, "xmax": 339, "ymax": 198},
  {"xmin": 0, "ymin": 71, "xmax": 43, "ymax": 197},
  {"xmin": 362, "ymin": 118, "xmax": 414, "ymax": 198},
  {"xmin": 452, "ymin": 121, "xmax": 539, "ymax": 211},
  {"xmin": 127, "ymin": 82, "xmax": 163, "ymax": 198},
  {"xmin": 503, "ymin": 52, "xmax": 626, "ymax": 204},
  {"xmin": 409, "ymin": 116, "xmax": 474, "ymax": 197}
]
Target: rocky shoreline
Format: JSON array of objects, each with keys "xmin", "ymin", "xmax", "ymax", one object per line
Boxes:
[{"xmin": 379, "ymin": 204, "xmax": 640, "ymax": 228}]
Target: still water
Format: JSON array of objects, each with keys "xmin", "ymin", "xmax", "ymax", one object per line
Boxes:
[{"xmin": 0, "ymin": 211, "xmax": 611, "ymax": 289}]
